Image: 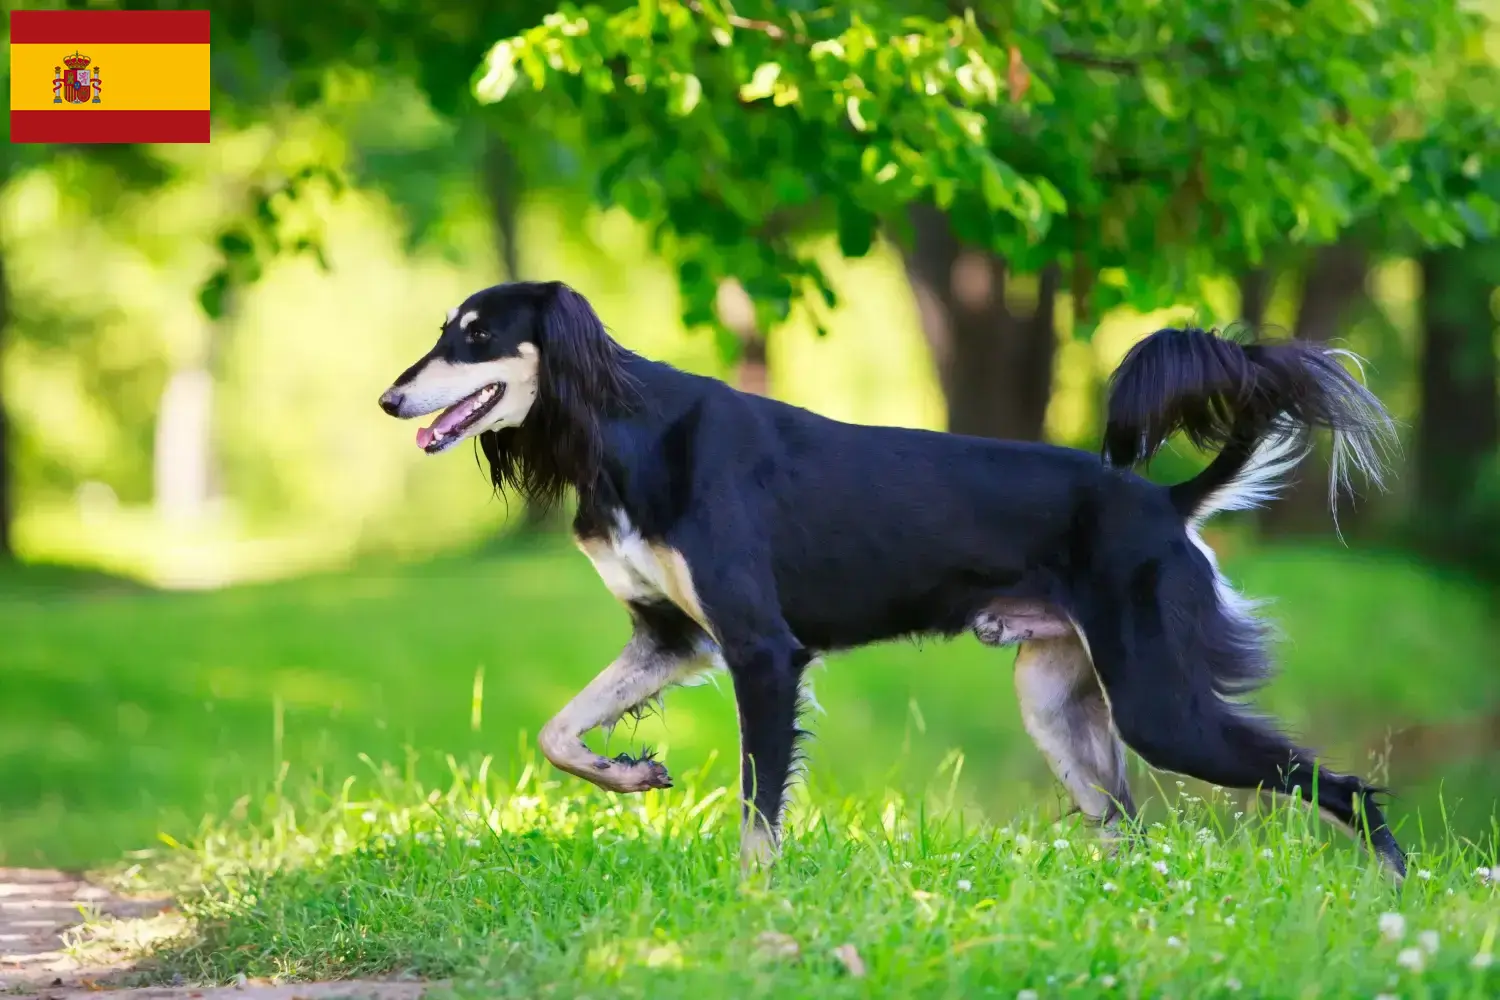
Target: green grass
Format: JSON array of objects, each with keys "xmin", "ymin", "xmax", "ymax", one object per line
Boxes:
[
  {"xmin": 108, "ymin": 752, "xmax": 1498, "ymax": 999},
  {"xmin": 4, "ymin": 538, "xmax": 1499, "ymax": 995},
  {"xmin": 2, "ymin": 535, "xmax": 1499, "ymax": 868}
]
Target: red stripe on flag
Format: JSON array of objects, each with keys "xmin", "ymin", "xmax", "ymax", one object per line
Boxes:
[
  {"xmin": 10, "ymin": 110, "xmax": 211, "ymax": 144},
  {"xmin": 9, "ymin": 10, "xmax": 210, "ymax": 45}
]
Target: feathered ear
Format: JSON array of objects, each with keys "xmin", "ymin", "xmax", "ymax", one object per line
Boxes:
[
  {"xmin": 537, "ymin": 283, "xmax": 632, "ymax": 406},
  {"xmin": 477, "ymin": 283, "xmax": 638, "ymax": 516}
]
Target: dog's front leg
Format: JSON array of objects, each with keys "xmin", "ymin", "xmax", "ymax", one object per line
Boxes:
[{"xmin": 538, "ymin": 633, "xmax": 688, "ymax": 793}]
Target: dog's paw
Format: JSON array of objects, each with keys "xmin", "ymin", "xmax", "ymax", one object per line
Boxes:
[{"xmin": 600, "ymin": 751, "xmax": 673, "ymax": 793}]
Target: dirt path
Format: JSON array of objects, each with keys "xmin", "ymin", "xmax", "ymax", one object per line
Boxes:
[{"xmin": 0, "ymin": 870, "xmax": 444, "ymax": 1000}]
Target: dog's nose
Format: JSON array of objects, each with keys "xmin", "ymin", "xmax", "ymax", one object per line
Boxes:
[{"xmin": 378, "ymin": 388, "xmax": 404, "ymax": 416}]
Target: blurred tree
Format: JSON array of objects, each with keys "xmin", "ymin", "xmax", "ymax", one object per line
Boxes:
[
  {"xmin": 197, "ymin": 0, "xmax": 634, "ymax": 533},
  {"xmin": 1258, "ymin": 238, "xmax": 1376, "ymax": 537},
  {"xmin": 1418, "ymin": 242, "xmax": 1499, "ymax": 525},
  {"xmin": 472, "ymin": 0, "xmax": 1493, "ymax": 443},
  {"xmin": 0, "ymin": 239, "xmax": 11, "ymax": 559}
]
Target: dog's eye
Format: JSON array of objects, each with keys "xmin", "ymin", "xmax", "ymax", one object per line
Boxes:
[{"xmin": 467, "ymin": 328, "xmax": 490, "ymax": 345}]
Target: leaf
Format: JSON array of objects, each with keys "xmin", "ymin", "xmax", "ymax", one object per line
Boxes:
[
  {"xmin": 846, "ymin": 96, "xmax": 870, "ymax": 132},
  {"xmin": 474, "ymin": 40, "xmax": 521, "ymax": 104},
  {"xmin": 740, "ymin": 62, "xmax": 782, "ymax": 102},
  {"xmin": 1140, "ymin": 69, "xmax": 1182, "ymax": 121},
  {"xmin": 198, "ymin": 270, "xmax": 231, "ymax": 320},
  {"xmin": 836, "ymin": 201, "xmax": 876, "ymax": 258},
  {"xmin": 668, "ymin": 73, "xmax": 703, "ymax": 116}
]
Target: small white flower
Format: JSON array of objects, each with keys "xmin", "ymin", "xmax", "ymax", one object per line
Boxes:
[
  {"xmin": 1160, "ymin": 844, "xmax": 1173, "ymax": 855},
  {"xmin": 1099, "ymin": 974, "xmax": 1117, "ymax": 987},
  {"xmin": 957, "ymin": 879, "xmax": 972, "ymax": 891},
  {"xmin": 1374, "ymin": 994, "xmax": 1398, "ymax": 1000},
  {"xmin": 1152, "ymin": 860, "xmax": 1169, "ymax": 875},
  {"xmin": 1053, "ymin": 838, "xmax": 1070, "ymax": 850},
  {"xmin": 1233, "ymin": 811, "xmax": 1244, "ymax": 820},
  {"xmin": 1396, "ymin": 947, "xmax": 1424, "ymax": 972},
  {"xmin": 1469, "ymin": 951, "xmax": 1492, "ymax": 970},
  {"xmin": 1260, "ymin": 848, "xmax": 1274, "ymax": 860},
  {"xmin": 1102, "ymin": 881, "xmax": 1117, "ymax": 892},
  {"xmin": 1225, "ymin": 977, "xmax": 1242, "ymax": 992},
  {"xmin": 902, "ymin": 861, "xmax": 913, "ymax": 869},
  {"xmin": 1418, "ymin": 930, "xmax": 1439, "ymax": 955},
  {"xmin": 1416, "ymin": 869, "xmax": 1432, "ymax": 881},
  {"xmin": 361, "ymin": 810, "xmax": 377, "ymax": 822},
  {"xmin": 465, "ymin": 837, "xmax": 482, "ymax": 848},
  {"xmin": 1017, "ymin": 990, "xmax": 1039, "ymax": 1000},
  {"xmin": 1225, "ymin": 916, "xmax": 1236, "ymax": 927},
  {"xmin": 1378, "ymin": 912, "xmax": 1406, "ymax": 942},
  {"xmin": 1166, "ymin": 935, "xmax": 1184, "ymax": 949}
]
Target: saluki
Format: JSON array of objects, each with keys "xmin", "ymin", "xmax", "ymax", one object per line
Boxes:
[{"xmin": 378, "ymin": 280, "xmax": 1405, "ymax": 877}]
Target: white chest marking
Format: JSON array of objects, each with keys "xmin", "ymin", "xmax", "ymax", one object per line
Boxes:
[{"xmin": 577, "ymin": 515, "xmax": 713, "ymax": 635}]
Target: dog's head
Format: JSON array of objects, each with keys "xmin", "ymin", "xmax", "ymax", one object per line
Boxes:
[{"xmin": 379, "ymin": 280, "xmax": 636, "ymax": 508}]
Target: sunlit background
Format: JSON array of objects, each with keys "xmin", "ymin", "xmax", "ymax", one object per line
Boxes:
[{"xmin": 2, "ymin": 1, "xmax": 1498, "ymax": 874}]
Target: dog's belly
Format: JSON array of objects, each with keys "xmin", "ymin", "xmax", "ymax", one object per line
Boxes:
[{"xmin": 971, "ymin": 597, "xmax": 1073, "ymax": 646}]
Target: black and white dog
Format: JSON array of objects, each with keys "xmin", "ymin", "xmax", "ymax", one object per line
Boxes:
[{"xmin": 379, "ymin": 280, "xmax": 1405, "ymax": 876}]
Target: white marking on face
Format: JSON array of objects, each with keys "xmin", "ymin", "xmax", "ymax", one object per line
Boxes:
[
  {"xmin": 387, "ymin": 344, "xmax": 541, "ymax": 440},
  {"xmin": 459, "ymin": 310, "xmax": 480, "ymax": 329}
]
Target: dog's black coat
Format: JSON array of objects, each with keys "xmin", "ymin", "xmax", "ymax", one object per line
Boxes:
[{"xmin": 400, "ymin": 280, "xmax": 1406, "ymax": 874}]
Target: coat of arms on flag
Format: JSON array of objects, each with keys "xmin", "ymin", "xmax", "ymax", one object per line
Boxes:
[{"xmin": 54, "ymin": 52, "xmax": 103, "ymax": 105}]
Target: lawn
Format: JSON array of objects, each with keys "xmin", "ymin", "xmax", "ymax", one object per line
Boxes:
[
  {"xmin": 3, "ymin": 533, "xmax": 1497, "ymax": 870},
  {"xmin": 103, "ymin": 751, "xmax": 1500, "ymax": 998},
  {"xmin": 3, "ymin": 536, "xmax": 1499, "ymax": 996}
]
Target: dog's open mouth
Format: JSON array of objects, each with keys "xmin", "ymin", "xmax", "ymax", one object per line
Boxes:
[{"xmin": 415, "ymin": 383, "xmax": 506, "ymax": 453}]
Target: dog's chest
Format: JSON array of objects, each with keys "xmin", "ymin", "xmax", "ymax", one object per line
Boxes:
[{"xmin": 575, "ymin": 516, "xmax": 709, "ymax": 629}]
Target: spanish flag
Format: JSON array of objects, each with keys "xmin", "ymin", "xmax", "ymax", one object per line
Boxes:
[{"xmin": 9, "ymin": 10, "xmax": 210, "ymax": 144}]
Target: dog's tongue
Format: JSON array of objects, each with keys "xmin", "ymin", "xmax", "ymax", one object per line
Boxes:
[{"xmin": 416, "ymin": 393, "xmax": 485, "ymax": 449}]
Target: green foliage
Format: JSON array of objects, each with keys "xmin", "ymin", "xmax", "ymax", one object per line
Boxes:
[
  {"xmin": 199, "ymin": 165, "xmax": 345, "ymax": 320},
  {"xmin": 475, "ymin": 0, "xmax": 1498, "ymax": 348}
]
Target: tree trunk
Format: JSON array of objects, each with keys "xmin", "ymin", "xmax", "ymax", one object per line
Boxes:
[
  {"xmin": 1259, "ymin": 241, "xmax": 1370, "ymax": 537},
  {"xmin": 899, "ymin": 204, "xmax": 1058, "ymax": 441},
  {"xmin": 717, "ymin": 278, "xmax": 770, "ymax": 395},
  {"xmin": 480, "ymin": 128, "xmax": 555, "ymax": 533},
  {"xmin": 0, "ymin": 238, "xmax": 11, "ymax": 561},
  {"xmin": 480, "ymin": 128, "xmax": 523, "ymax": 285},
  {"xmin": 153, "ymin": 366, "xmax": 216, "ymax": 523},
  {"xmin": 1416, "ymin": 244, "xmax": 1499, "ymax": 529},
  {"xmin": 1238, "ymin": 267, "xmax": 1271, "ymax": 332}
]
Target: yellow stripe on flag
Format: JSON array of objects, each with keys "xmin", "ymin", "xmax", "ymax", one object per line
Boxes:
[{"xmin": 9, "ymin": 43, "xmax": 209, "ymax": 111}]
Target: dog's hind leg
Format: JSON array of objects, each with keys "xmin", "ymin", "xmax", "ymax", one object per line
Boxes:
[
  {"xmin": 1014, "ymin": 634, "xmax": 1136, "ymax": 845},
  {"xmin": 1084, "ymin": 608, "xmax": 1406, "ymax": 878}
]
